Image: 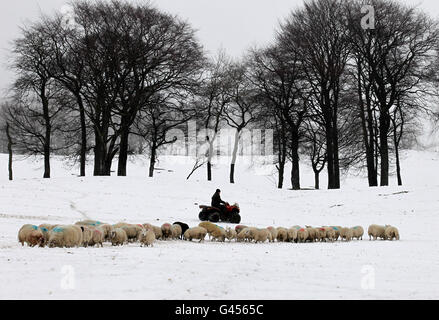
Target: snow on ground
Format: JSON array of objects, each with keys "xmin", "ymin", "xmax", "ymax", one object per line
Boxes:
[{"xmin": 0, "ymin": 150, "xmax": 438, "ymax": 299}]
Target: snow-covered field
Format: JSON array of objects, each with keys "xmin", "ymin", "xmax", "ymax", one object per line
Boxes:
[{"xmin": 0, "ymin": 151, "xmax": 438, "ymax": 299}]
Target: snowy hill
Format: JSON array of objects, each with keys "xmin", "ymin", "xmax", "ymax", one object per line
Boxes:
[{"xmin": 0, "ymin": 150, "xmax": 438, "ymax": 299}]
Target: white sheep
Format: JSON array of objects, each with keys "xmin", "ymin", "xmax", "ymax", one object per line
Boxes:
[
  {"xmin": 267, "ymin": 227, "xmax": 278, "ymax": 242},
  {"xmin": 184, "ymin": 227, "xmax": 207, "ymax": 242},
  {"xmin": 139, "ymin": 229, "xmax": 156, "ymax": 247},
  {"xmin": 111, "ymin": 228, "xmax": 128, "ymax": 246},
  {"xmin": 276, "ymin": 227, "xmax": 288, "ymax": 242},
  {"xmin": 368, "ymin": 224, "xmax": 386, "ymax": 240},
  {"xmin": 297, "ymin": 228, "xmax": 308, "ymax": 243},
  {"xmin": 48, "ymin": 225, "xmax": 83, "ymax": 248},
  {"xmin": 18, "ymin": 224, "xmax": 45, "ymax": 247},
  {"xmin": 225, "ymin": 227, "xmax": 237, "ymax": 242},
  {"xmin": 287, "ymin": 228, "xmax": 298, "ymax": 243},
  {"xmin": 351, "ymin": 226, "xmax": 364, "ymax": 240},
  {"xmin": 339, "ymin": 227, "xmax": 353, "ymax": 242},
  {"xmin": 384, "ymin": 225, "xmax": 400, "ymax": 240}
]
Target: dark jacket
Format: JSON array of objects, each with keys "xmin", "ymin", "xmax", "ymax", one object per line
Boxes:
[{"xmin": 211, "ymin": 191, "xmax": 226, "ymax": 208}]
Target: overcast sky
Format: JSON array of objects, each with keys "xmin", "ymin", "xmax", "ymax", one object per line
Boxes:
[{"xmin": 0, "ymin": 0, "xmax": 438, "ymax": 94}]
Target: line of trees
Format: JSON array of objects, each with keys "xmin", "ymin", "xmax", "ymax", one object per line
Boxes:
[{"xmin": 1, "ymin": 0, "xmax": 438, "ymax": 190}]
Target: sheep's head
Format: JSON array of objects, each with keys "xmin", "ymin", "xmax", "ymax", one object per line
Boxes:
[{"xmin": 48, "ymin": 239, "xmax": 57, "ymax": 248}]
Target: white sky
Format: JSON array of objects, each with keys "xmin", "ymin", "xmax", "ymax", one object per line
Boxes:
[{"xmin": 0, "ymin": 0, "xmax": 438, "ymax": 94}]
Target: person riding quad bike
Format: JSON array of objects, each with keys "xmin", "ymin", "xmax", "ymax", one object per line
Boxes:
[{"xmin": 198, "ymin": 189, "xmax": 241, "ymax": 224}]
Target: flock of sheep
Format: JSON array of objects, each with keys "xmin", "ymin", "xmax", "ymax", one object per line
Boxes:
[{"xmin": 17, "ymin": 219, "xmax": 400, "ymax": 248}]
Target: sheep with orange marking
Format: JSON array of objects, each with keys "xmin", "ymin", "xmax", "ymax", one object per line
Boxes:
[
  {"xmin": 304, "ymin": 226, "xmax": 318, "ymax": 242},
  {"xmin": 235, "ymin": 225, "xmax": 248, "ymax": 235},
  {"xmin": 297, "ymin": 228, "xmax": 309, "ymax": 243},
  {"xmin": 315, "ymin": 227, "xmax": 327, "ymax": 242},
  {"xmin": 88, "ymin": 226, "xmax": 104, "ymax": 247}
]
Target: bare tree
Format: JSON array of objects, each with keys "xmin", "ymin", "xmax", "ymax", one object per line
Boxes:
[
  {"xmin": 303, "ymin": 118, "xmax": 327, "ymax": 190},
  {"xmin": 279, "ymin": 0, "xmax": 351, "ymax": 189},
  {"xmin": 347, "ymin": 0, "xmax": 438, "ymax": 186},
  {"xmin": 223, "ymin": 60, "xmax": 261, "ymax": 184},
  {"xmin": 249, "ymin": 44, "xmax": 308, "ymax": 190},
  {"xmin": 9, "ymin": 22, "xmax": 65, "ymax": 178},
  {"xmin": 0, "ymin": 104, "xmax": 14, "ymax": 180},
  {"xmin": 133, "ymin": 91, "xmax": 196, "ymax": 177},
  {"xmin": 198, "ymin": 51, "xmax": 233, "ymax": 181}
]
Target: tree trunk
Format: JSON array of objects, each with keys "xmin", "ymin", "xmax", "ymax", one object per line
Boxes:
[
  {"xmin": 93, "ymin": 131, "xmax": 104, "ymax": 176},
  {"xmin": 395, "ymin": 145, "xmax": 402, "ymax": 186},
  {"xmin": 206, "ymin": 133, "xmax": 216, "ymax": 181},
  {"xmin": 277, "ymin": 162, "xmax": 285, "ymax": 189},
  {"xmin": 277, "ymin": 134, "xmax": 287, "ymax": 189},
  {"xmin": 230, "ymin": 129, "xmax": 240, "ymax": 184},
  {"xmin": 331, "ymin": 107, "xmax": 340, "ymax": 189},
  {"xmin": 230, "ymin": 163, "xmax": 235, "ymax": 184},
  {"xmin": 379, "ymin": 112, "xmax": 390, "ymax": 186},
  {"xmin": 103, "ymin": 155, "xmax": 114, "ymax": 176},
  {"xmin": 207, "ymin": 161, "xmax": 212, "ymax": 181},
  {"xmin": 314, "ymin": 171, "xmax": 320, "ymax": 190},
  {"xmin": 6, "ymin": 123, "xmax": 13, "ymax": 181},
  {"xmin": 291, "ymin": 158, "xmax": 300, "ymax": 190},
  {"xmin": 366, "ymin": 101, "xmax": 378, "ymax": 187},
  {"xmin": 117, "ymin": 127, "xmax": 129, "ymax": 176},
  {"xmin": 79, "ymin": 101, "xmax": 87, "ymax": 177},
  {"xmin": 43, "ymin": 144, "xmax": 51, "ymax": 179},
  {"xmin": 356, "ymin": 59, "xmax": 378, "ymax": 187},
  {"xmin": 392, "ymin": 113, "xmax": 403, "ymax": 186},
  {"xmin": 149, "ymin": 144, "xmax": 157, "ymax": 178},
  {"xmin": 42, "ymin": 92, "xmax": 51, "ymax": 179},
  {"xmin": 290, "ymin": 133, "xmax": 300, "ymax": 190},
  {"xmin": 325, "ymin": 123, "xmax": 335, "ymax": 189}
]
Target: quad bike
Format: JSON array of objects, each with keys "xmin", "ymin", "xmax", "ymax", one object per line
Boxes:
[{"xmin": 198, "ymin": 203, "xmax": 241, "ymax": 224}]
